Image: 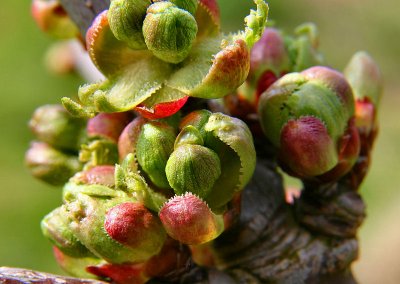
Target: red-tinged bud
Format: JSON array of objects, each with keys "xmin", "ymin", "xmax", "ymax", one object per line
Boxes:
[
  {"xmin": 29, "ymin": 104, "xmax": 86, "ymax": 152},
  {"xmin": 134, "ymin": 96, "xmax": 189, "ymax": 120},
  {"xmin": 42, "ymin": 206, "xmax": 93, "ymax": 258},
  {"xmin": 86, "ymin": 238, "xmax": 191, "ymax": 283},
  {"xmin": 44, "ymin": 42, "xmax": 76, "ymax": 75},
  {"xmin": 279, "ymin": 117, "xmax": 337, "ymax": 178},
  {"xmin": 318, "ymin": 119, "xmax": 361, "ymax": 183},
  {"xmin": 87, "ymin": 263, "xmax": 147, "ymax": 284},
  {"xmin": 25, "ymin": 142, "xmax": 81, "ymax": 186},
  {"xmin": 255, "ymin": 70, "xmax": 279, "ymax": 97},
  {"xmin": 105, "ymin": 202, "xmax": 166, "ymax": 252},
  {"xmin": 355, "ymin": 98, "xmax": 377, "ymax": 140},
  {"xmin": 87, "ymin": 112, "xmax": 133, "ymax": 143},
  {"xmin": 301, "ymin": 66, "xmax": 355, "ymax": 115},
  {"xmin": 344, "ymin": 51, "xmax": 383, "ymax": 106},
  {"xmin": 259, "ymin": 66, "xmax": 357, "ymax": 180},
  {"xmin": 31, "ymin": 0, "xmax": 79, "ymax": 39},
  {"xmin": 249, "ymin": 28, "xmax": 290, "ymax": 83},
  {"xmin": 74, "ymin": 165, "xmax": 116, "ymax": 188},
  {"xmin": 159, "ymin": 193, "xmax": 224, "ymax": 245},
  {"xmin": 118, "ymin": 117, "xmax": 147, "ymax": 161}
]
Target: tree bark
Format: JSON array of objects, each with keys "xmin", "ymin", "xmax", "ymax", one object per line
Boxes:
[{"xmin": 0, "ymin": 267, "xmax": 107, "ymax": 283}]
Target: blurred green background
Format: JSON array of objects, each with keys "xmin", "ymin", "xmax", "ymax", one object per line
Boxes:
[{"xmin": 0, "ymin": 0, "xmax": 399, "ymax": 282}]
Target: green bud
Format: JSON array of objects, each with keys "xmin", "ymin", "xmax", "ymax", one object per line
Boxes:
[
  {"xmin": 29, "ymin": 104, "xmax": 86, "ymax": 151},
  {"xmin": 174, "ymin": 125, "xmax": 204, "ymax": 148},
  {"xmin": 179, "ymin": 110, "xmax": 212, "ymax": 138},
  {"xmin": 344, "ymin": 51, "xmax": 383, "ymax": 106},
  {"xmin": 143, "ymin": 2, "xmax": 198, "ymax": 63},
  {"xmin": 108, "ymin": 0, "xmax": 151, "ymax": 49},
  {"xmin": 286, "ymin": 23, "xmax": 324, "ymax": 72},
  {"xmin": 63, "ymin": 181, "xmax": 165, "ymax": 264},
  {"xmin": 258, "ymin": 66, "xmax": 359, "ymax": 179},
  {"xmin": 25, "ymin": 142, "xmax": 81, "ymax": 186},
  {"xmin": 170, "ymin": 0, "xmax": 198, "ymax": 15},
  {"xmin": 79, "ymin": 139, "xmax": 119, "ymax": 169},
  {"xmin": 41, "ymin": 206, "xmax": 93, "ymax": 257},
  {"xmin": 136, "ymin": 121, "xmax": 176, "ymax": 189},
  {"xmin": 166, "ymin": 144, "xmax": 221, "ymax": 199}
]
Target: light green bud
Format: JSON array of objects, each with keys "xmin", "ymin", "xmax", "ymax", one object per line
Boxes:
[{"xmin": 143, "ymin": 2, "xmax": 198, "ymax": 63}]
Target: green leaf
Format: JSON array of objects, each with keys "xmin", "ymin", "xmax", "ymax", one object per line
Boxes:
[
  {"xmin": 241, "ymin": 0, "xmax": 269, "ymax": 48},
  {"xmin": 205, "ymin": 113, "xmax": 256, "ymax": 190}
]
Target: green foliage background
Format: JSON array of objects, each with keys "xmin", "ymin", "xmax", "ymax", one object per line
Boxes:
[{"xmin": 0, "ymin": 0, "xmax": 399, "ymax": 282}]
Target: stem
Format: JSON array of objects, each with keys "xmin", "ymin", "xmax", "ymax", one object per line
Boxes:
[
  {"xmin": 0, "ymin": 267, "xmax": 107, "ymax": 283},
  {"xmin": 59, "ymin": 0, "xmax": 110, "ymax": 37}
]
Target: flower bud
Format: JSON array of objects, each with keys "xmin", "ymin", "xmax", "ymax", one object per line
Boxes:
[
  {"xmin": 159, "ymin": 193, "xmax": 224, "ymax": 244},
  {"xmin": 286, "ymin": 23, "xmax": 324, "ymax": 72},
  {"xmin": 87, "ymin": 112, "xmax": 133, "ymax": 143},
  {"xmin": 79, "ymin": 139, "xmax": 119, "ymax": 169},
  {"xmin": 104, "ymin": 202, "xmax": 166, "ymax": 255},
  {"xmin": 249, "ymin": 27, "xmax": 290, "ymax": 84},
  {"xmin": 86, "ymin": 262, "xmax": 147, "ymax": 284},
  {"xmin": 31, "ymin": 0, "xmax": 79, "ymax": 39},
  {"xmin": 118, "ymin": 117, "xmax": 147, "ymax": 161},
  {"xmin": 44, "ymin": 42, "xmax": 76, "ymax": 75},
  {"xmin": 171, "ymin": 0, "xmax": 198, "ymax": 15},
  {"xmin": 29, "ymin": 104, "xmax": 86, "ymax": 151},
  {"xmin": 279, "ymin": 116, "xmax": 337, "ymax": 177},
  {"xmin": 63, "ymin": 181, "xmax": 165, "ymax": 264},
  {"xmin": 41, "ymin": 206, "xmax": 93, "ymax": 257},
  {"xmin": 143, "ymin": 2, "xmax": 198, "ymax": 63},
  {"xmin": 73, "ymin": 165, "xmax": 116, "ymax": 188},
  {"xmin": 229, "ymin": 27, "xmax": 289, "ymax": 118},
  {"xmin": 258, "ymin": 66, "xmax": 359, "ymax": 179},
  {"xmin": 86, "ymin": 238, "xmax": 191, "ymax": 283},
  {"xmin": 166, "ymin": 144, "xmax": 221, "ymax": 199},
  {"xmin": 344, "ymin": 51, "xmax": 383, "ymax": 140},
  {"xmin": 344, "ymin": 51, "xmax": 383, "ymax": 106},
  {"xmin": 25, "ymin": 142, "xmax": 81, "ymax": 185},
  {"xmin": 63, "ymin": 0, "xmax": 267, "ymax": 115},
  {"xmin": 108, "ymin": 0, "xmax": 151, "ymax": 49},
  {"xmin": 136, "ymin": 121, "xmax": 176, "ymax": 189}
]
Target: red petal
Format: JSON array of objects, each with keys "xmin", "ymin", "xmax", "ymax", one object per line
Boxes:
[
  {"xmin": 134, "ymin": 96, "xmax": 188, "ymax": 120},
  {"xmin": 86, "ymin": 263, "xmax": 147, "ymax": 284}
]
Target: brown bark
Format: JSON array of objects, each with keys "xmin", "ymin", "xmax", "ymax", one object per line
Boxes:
[{"xmin": 0, "ymin": 267, "xmax": 107, "ymax": 283}]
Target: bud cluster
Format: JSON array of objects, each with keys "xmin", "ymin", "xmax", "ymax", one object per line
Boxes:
[
  {"xmin": 28, "ymin": 106, "xmax": 255, "ymax": 281},
  {"xmin": 28, "ymin": 0, "xmax": 383, "ymax": 282},
  {"xmin": 26, "ymin": 106, "xmax": 133, "ymax": 185},
  {"xmin": 224, "ymin": 23, "xmax": 382, "ymax": 183},
  {"xmin": 60, "ymin": 0, "xmax": 268, "ymax": 118}
]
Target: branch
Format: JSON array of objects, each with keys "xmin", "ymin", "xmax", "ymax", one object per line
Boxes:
[
  {"xmin": 0, "ymin": 267, "xmax": 107, "ymax": 284},
  {"xmin": 59, "ymin": 0, "xmax": 110, "ymax": 37}
]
